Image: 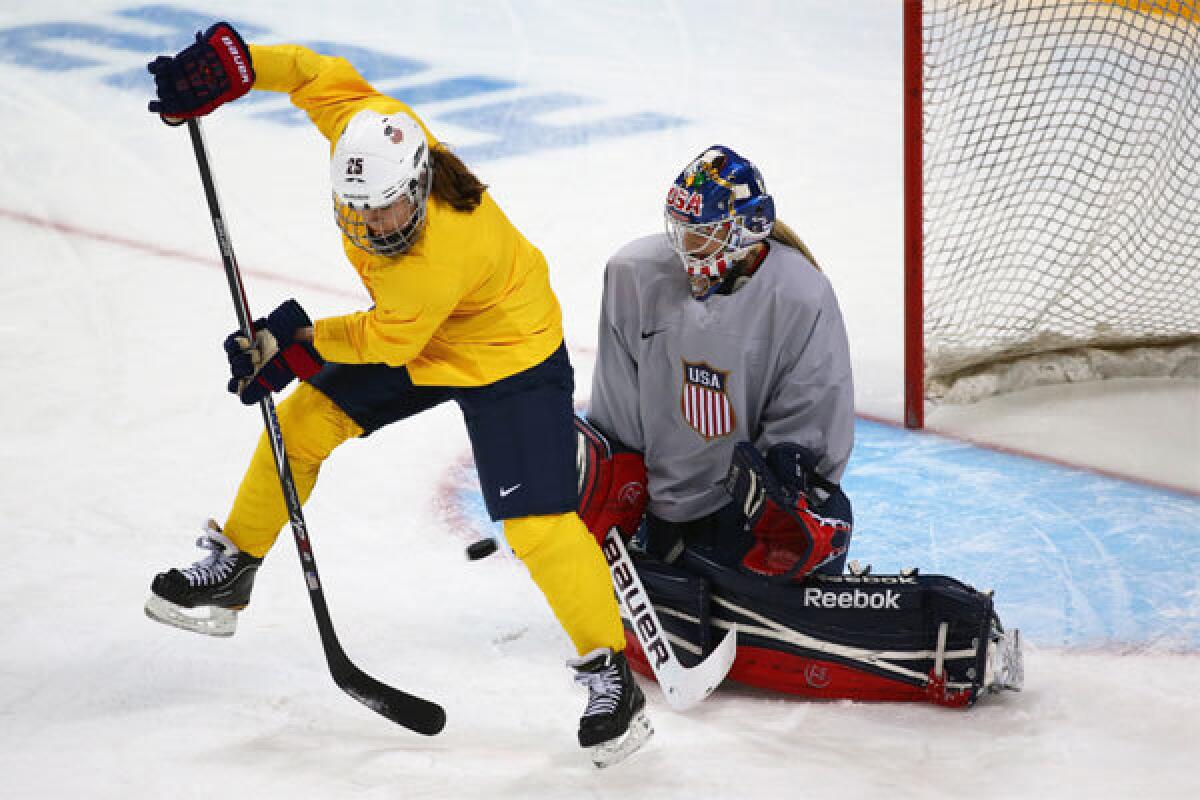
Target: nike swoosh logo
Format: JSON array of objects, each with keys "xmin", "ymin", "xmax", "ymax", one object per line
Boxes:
[
  {"xmin": 641, "ymin": 329, "xmax": 667, "ymax": 339},
  {"xmin": 499, "ymin": 484, "xmax": 522, "ymax": 497}
]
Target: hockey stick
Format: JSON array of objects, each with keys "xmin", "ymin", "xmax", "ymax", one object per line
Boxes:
[
  {"xmin": 601, "ymin": 528, "xmax": 737, "ymax": 711},
  {"xmin": 466, "ymin": 528, "xmax": 737, "ymax": 708},
  {"xmin": 182, "ymin": 119, "xmax": 445, "ymax": 736}
]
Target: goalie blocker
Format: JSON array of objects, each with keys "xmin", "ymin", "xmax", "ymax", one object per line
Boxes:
[{"xmin": 574, "ymin": 416, "xmax": 1022, "ymax": 707}]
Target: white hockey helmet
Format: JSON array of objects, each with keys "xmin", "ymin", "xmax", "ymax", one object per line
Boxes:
[{"xmin": 331, "ymin": 110, "xmax": 433, "ymax": 256}]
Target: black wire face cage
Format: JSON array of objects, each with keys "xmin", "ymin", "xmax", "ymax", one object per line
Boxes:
[{"xmin": 333, "ymin": 166, "xmax": 432, "ymax": 257}]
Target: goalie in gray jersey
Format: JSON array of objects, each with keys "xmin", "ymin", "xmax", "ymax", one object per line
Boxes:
[
  {"xmin": 588, "ymin": 145, "xmax": 855, "ymax": 579},
  {"xmin": 574, "ymin": 146, "xmax": 1022, "ymax": 707}
]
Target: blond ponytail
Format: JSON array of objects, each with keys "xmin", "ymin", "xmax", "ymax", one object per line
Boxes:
[{"xmin": 769, "ymin": 218, "xmax": 821, "ymax": 271}]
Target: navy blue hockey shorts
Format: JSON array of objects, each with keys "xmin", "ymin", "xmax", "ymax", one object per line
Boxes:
[{"xmin": 309, "ymin": 343, "xmax": 578, "ymax": 521}]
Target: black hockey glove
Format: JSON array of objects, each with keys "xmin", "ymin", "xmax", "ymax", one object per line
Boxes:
[
  {"xmin": 224, "ymin": 299, "xmax": 324, "ymax": 405},
  {"xmin": 723, "ymin": 442, "xmax": 852, "ymax": 581},
  {"xmin": 148, "ymin": 22, "xmax": 255, "ymax": 122}
]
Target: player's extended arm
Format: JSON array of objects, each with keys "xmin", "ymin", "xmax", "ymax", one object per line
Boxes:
[{"xmin": 248, "ymin": 44, "xmax": 439, "ymax": 148}]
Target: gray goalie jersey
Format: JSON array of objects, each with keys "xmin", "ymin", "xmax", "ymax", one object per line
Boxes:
[{"xmin": 588, "ymin": 234, "xmax": 854, "ymax": 524}]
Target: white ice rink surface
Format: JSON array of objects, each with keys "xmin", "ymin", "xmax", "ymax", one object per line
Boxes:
[{"xmin": 1, "ymin": 2, "xmax": 1197, "ymax": 798}]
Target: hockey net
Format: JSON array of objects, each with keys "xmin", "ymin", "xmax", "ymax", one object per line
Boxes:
[{"xmin": 909, "ymin": 0, "xmax": 1200, "ymax": 412}]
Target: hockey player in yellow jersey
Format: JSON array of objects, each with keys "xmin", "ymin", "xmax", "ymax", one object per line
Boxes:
[{"xmin": 142, "ymin": 22, "xmax": 649, "ymax": 765}]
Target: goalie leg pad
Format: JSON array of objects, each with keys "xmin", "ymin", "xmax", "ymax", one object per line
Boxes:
[
  {"xmin": 682, "ymin": 550, "xmax": 1020, "ymax": 707},
  {"xmin": 619, "ymin": 556, "xmax": 714, "ymax": 681}
]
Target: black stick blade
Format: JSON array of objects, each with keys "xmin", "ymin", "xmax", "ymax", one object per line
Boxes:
[{"xmin": 333, "ymin": 662, "xmax": 446, "ymax": 735}]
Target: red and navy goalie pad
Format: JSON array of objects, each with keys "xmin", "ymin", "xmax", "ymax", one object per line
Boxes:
[
  {"xmin": 574, "ymin": 416, "xmax": 648, "ymax": 544},
  {"xmin": 622, "ymin": 551, "xmax": 1009, "ymax": 708},
  {"xmin": 723, "ymin": 442, "xmax": 853, "ymax": 581}
]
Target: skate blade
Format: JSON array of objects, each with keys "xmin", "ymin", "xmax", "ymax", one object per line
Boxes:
[
  {"xmin": 985, "ymin": 628, "xmax": 1023, "ymax": 692},
  {"xmin": 588, "ymin": 710, "xmax": 654, "ymax": 769},
  {"xmin": 144, "ymin": 594, "xmax": 239, "ymax": 637}
]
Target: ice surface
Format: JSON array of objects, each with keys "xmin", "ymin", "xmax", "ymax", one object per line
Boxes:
[{"xmin": 0, "ymin": 2, "xmax": 1196, "ymax": 798}]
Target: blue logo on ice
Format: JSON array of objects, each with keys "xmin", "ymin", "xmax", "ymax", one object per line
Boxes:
[{"xmin": 0, "ymin": 5, "xmax": 687, "ymax": 162}]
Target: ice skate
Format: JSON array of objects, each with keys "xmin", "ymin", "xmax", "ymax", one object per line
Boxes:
[
  {"xmin": 144, "ymin": 520, "xmax": 262, "ymax": 637},
  {"xmin": 984, "ymin": 615, "xmax": 1024, "ymax": 693},
  {"xmin": 569, "ymin": 647, "xmax": 653, "ymax": 768}
]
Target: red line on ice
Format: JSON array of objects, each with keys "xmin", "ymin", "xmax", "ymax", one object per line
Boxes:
[{"xmin": 0, "ymin": 208, "xmax": 366, "ymax": 302}]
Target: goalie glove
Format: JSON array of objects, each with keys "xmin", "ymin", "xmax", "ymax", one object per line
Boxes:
[
  {"xmin": 147, "ymin": 22, "xmax": 255, "ymax": 122},
  {"xmin": 723, "ymin": 442, "xmax": 852, "ymax": 581},
  {"xmin": 224, "ymin": 299, "xmax": 324, "ymax": 405}
]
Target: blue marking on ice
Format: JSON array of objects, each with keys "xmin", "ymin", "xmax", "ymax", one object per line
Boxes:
[
  {"xmin": 454, "ymin": 418, "xmax": 1199, "ymax": 650},
  {"xmin": 844, "ymin": 419, "xmax": 1200, "ymax": 650},
  {"xmin": 443, "ymin": 97, "xmax": 686, "ymax": 164},
  {"xmin": 446, "ymin": 461, "xmax": 508, "ymax": 553},
  {"xmin": 0, "ymin": 5, "xmax": 687, "ymax": 161}
]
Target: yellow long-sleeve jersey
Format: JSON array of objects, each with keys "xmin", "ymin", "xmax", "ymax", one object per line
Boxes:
[{"xmin": 249, "ymin": 44, "xmax": 564, "ymax": 386}]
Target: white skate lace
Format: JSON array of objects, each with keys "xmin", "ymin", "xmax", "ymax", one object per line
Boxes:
[
  {"xmin": 179, "ymin": 535, "xmax": 237, "ymax": 587},
  {"xmin": 575, "ymin": 664, "xmax": 622, "ymax": 718}
]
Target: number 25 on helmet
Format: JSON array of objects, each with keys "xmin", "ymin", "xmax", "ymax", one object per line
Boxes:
[{"xmin": 331, "ymin": 110, "xmax": 433, "ymax": 257}]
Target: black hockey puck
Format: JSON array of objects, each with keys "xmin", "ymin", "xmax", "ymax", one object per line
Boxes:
[{"xmin": 466, "ymin": 538, "xmax": 499, "ymax": 561}]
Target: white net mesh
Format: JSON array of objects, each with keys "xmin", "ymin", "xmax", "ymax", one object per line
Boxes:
[{"xmin": 922, "ymin": 0, "xmax": 1200, "ymax": 402}]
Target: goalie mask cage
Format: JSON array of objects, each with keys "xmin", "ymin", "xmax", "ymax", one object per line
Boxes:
[{"xmin": 903, "ymin": 0, "xmax": 1200, "ymax": 429}]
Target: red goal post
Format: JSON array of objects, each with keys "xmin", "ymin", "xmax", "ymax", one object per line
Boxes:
[{"xmin": 903, "ymin": 0, "xmax": 1200, "ymax": 429}]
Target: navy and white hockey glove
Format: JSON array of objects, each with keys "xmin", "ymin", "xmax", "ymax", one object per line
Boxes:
[
  {"xmin": 224, "ymin": 299, "xmax": 324, "ymax": 405},
  {"xmin": 148, "ymin": 22, "xmax": 254, "ymax": 122},
  {"xmin": 724, "ymin": 442, "xmax": 852, "ymax": 582}
]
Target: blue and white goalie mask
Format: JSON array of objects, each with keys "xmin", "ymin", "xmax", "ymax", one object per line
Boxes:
[
  {"xmin": 664, "ymin": 145, "xmax": 775, "ymax": 300},
  {"xmin": 331, "ymin": 110, "xmax": 433, "ymax": 257}
]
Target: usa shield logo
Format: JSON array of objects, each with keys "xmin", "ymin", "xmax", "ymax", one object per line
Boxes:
[{"xmin": 681, "ymin": 361, "xmax": 735, "ymax": 440}]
